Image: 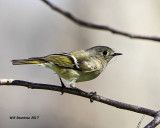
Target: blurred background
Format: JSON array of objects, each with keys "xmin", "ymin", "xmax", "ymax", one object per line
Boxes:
[{"xmin": 0, "ymin": 0, "xmax": 160, "ymax": 128}]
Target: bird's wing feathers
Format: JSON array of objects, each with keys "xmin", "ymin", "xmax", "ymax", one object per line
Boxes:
[
  {"xmin": 42, "ymin": 53, "xmax": 76, "ymax": 68},
  {"xmin": 27, "ymin": 51, "xmax": 98, "ymax": 71}
]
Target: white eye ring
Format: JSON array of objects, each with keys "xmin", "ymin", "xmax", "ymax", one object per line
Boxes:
[{"xmin": 102, "ymin": 51, "xmax": 108, "ymax": 56}]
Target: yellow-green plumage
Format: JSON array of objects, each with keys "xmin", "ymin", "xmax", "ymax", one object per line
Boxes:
[{"xmin": 12, "ymin": 46, "xmax": 122, "ymax": 87}]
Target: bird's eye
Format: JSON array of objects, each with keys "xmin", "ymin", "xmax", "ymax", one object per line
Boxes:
[{"xmin": 102, "ymin": 51, "xmax": 107, "ymax": 56}]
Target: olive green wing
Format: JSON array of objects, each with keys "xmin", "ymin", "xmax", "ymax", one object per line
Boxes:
[
  {"xmin": 45, "ymin": 51, "xmax": 98, "ymax": 71},
  {"xmin": 44, "ymin": 51, "xmax": 98, "ymax": 71},
  {"xmin": 41, "ymin": 53, "xmax": 77, "ymax": 68}
]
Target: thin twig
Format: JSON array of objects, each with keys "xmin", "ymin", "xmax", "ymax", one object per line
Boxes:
[
  {"xmin": 41, "ymin": 0, "xmax": 160, "ymax": 42},
  {"xmin": 137, "ymin": 115, "xmax": 145, "ymax": 128},
  {"xmin": 0, "ymin": 79, "xmax": 157, "ymax": 118}
]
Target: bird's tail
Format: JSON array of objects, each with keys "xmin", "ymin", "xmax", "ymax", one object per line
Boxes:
[{"xmin": 12, "ymin": 58, "xmax": 46, "ymax": 65}]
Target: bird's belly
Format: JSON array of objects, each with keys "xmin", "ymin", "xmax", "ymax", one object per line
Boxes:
[
  {"xmin": 44, "ymin": 64, "xmax": 79, "ymax": 82},
  {"xmin": 41, "ymin": 63, "xmax": 101, "ymax": 83},
  {"xmin": 76, "ymin": 70, "xmax": 101, "ymax": 82}
]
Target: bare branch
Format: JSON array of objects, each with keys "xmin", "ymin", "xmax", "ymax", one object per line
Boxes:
[
  {"xmin": 0, "ymin": 79, "xmax": 157, "ymax": 118},
  {"xmin": 144, "ymin": 111, "xmax": 160, "ymax": 128},
  {"xmin": 1, "ymin": 79, "xmax": 160, "ymax": 127},
  {"xmin": 41, "ymin": 0, "xmax": 160, "ymax": 42}
]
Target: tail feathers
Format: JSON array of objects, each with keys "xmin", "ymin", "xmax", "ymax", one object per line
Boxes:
[{"xmin": 12, "ymin": 58, "xmax": 46, "ymax": 65}]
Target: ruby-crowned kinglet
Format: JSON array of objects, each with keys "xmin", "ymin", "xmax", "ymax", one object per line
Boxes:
[{"xmin": 12, "ymin": 46, "xmax": 122, "ymax": 88}]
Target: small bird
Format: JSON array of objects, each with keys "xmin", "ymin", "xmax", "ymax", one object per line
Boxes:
[{"xmin": 12, "ymin": 46, "xmax": 122, "ymax": 88}]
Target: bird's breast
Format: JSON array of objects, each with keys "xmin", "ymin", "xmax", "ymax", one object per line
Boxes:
[{"xmin": 76, "ymin": 70, "xmax": 101, "ymax": 82}]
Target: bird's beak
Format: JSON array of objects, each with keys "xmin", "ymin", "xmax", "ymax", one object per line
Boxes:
[{"xmin": 112, "ymin": 53, "xmax": 122, "ymax": 56}]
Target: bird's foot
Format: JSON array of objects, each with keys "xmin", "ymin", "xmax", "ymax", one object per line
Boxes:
[
  {"xmin": 61, "ymin": 84, "xmax": 66, "ymax": 95},
  {"xmin": 89, "ymin": 91, "xmax": 97, "ymax": 103}
]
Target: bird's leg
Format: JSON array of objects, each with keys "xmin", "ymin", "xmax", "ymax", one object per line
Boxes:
[
  {"xmin": 59, "ymin": 77, "xmax": 66, "ymax": 95},
  {"xmin": 89, "ymin": 91, "xmax": 97, "ymax": 103}
]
